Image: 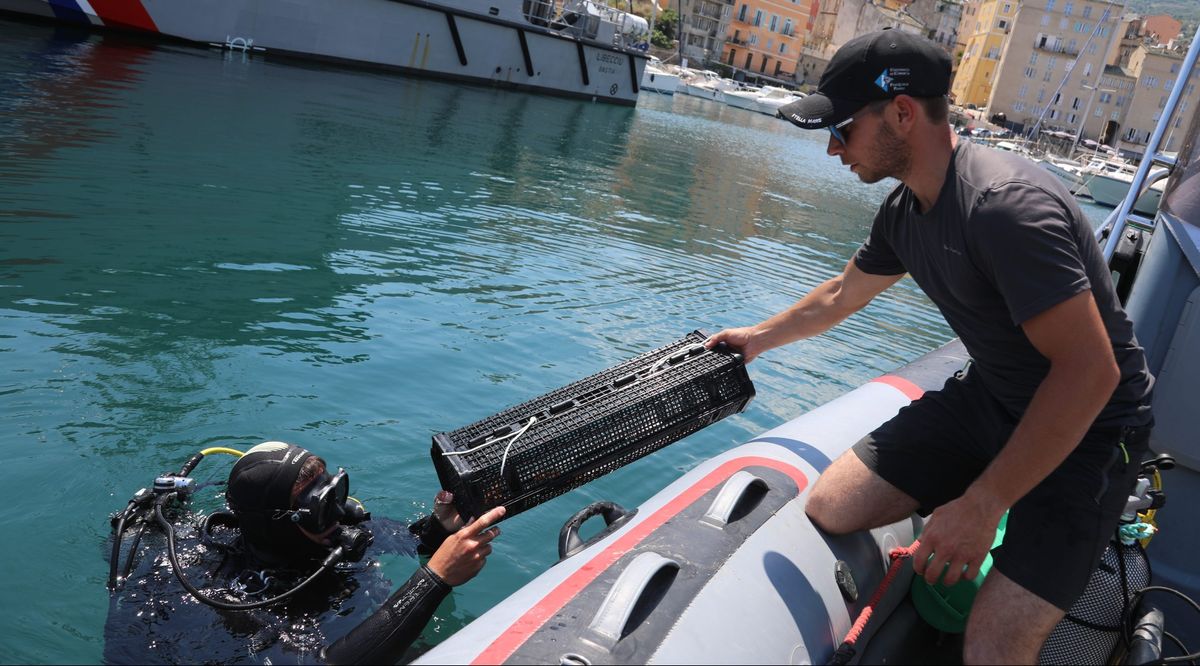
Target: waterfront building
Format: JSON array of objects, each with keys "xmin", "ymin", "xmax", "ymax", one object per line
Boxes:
[
  {"xmin": 795, "ymin": 0, "xmax": 840, "ymax": 86},
  {"xmin": 973, "ymin": 0, "xmax": 1196, "ymax": 160},
  {"xmin": 1116, "ymin": 44, "xmax": 1199, "ymax": 157},
  {"xmin": 984, "ymin": 0, "xmax": 1122, "ymax": 134},
  {"xmin": 949, "ymin": 0, "xmax": 1017, "ymax": 108},
  {"xmin": 1107, "ymin": 14, "xmax": 1149, "ymax": 68},
  {"xmin": 954, "ymin": 0, "xmax": 980, "ymax": 57},
  {"xmin": 678, "ymin": 0, "xmax": 736, "ymax": 66},
  {"xmin": 721, "ymin": 1, "xmax": 814, "ymax": 84},
  {"xmin": 792, "ymin": 0, "xmax": 928, "ymax": 88},
  {"xmin": 907, "ymin": 0, "xmax": 965, "ymax": 59}
]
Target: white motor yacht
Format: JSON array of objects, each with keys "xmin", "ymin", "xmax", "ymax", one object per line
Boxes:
[
  {"xmin": 753, "ymin": 86, "xmax": 805, "ymax": 116},
  {"xmin": 641, "ymin": 58, "xmax": 681, "ymax": 95},
  {"xmin": 679, "ymin": 70, "xmax": 734, "ymax": 102},
  {"xmin": 1041, "ymin": 158, "xmax": 1092, "ymax": 198},
  {"xmin": 1082, "ymin": 161, "xmax": 1166, "ymax": 214},
  {"xmin": 722, "ymin": 86, "xmax": 763, "ymax": 112}
]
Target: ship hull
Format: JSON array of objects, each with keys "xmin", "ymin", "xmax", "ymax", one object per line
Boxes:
[{"xmin": 0, "ymin": 0, "xmax": 649, "ymax": 105}]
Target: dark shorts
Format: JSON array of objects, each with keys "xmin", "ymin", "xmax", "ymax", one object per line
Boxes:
[{"xmin": 852, "ymin": 370, "xmax": 1151, "ymax": 611}]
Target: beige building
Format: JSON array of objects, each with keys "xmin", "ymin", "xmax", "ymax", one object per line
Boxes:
[
  {"xmin": 722, "ymin": 0, "xmax": 815, "ymax": 82},
  {"xmin": 1115, "ymin": 45, "xmax": 1200, "ymax": 157},
  {"xmin": 678, "ymin": 0, "xmax": 735, "ymax": 66},
  {"xmin": 977, "ymin": 1, "xmax": 1197, "ymax": 160},
  {"xmin": 1106, "ymin": 14, "xmax": 1147, "ymax": 68},
  {"xmin": 907, "ymin": 0, "xmax": 965, "ymax": 58},
  {"xmin": 984, "ymin": 0, "xmax": 1122, "ymax": 133},
  {"xmin": 950, "ymin": 0, "xmax": 1017, "ymax": 107},
  {"xmin": 793, "ymin": 0, "xmax": 929, "ymax": 87}
]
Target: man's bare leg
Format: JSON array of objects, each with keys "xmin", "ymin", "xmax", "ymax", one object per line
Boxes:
[
  {"xmin": 964, "ymin": 569, "xmax": 1064, "ymax": 664},
  {"xmin": 805, "ymin": 449, "xmax": 920, "ymax": 534}
]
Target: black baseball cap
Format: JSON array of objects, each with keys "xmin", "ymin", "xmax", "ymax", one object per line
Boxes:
[{"xmin": 780, "ymin": 29, "xmax": 952, "ymax": 129}]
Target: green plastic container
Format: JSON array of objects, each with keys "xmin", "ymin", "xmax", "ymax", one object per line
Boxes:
[{"xmin": 910, "ymin": 512, "xmax": 1008, "ymax": 633}]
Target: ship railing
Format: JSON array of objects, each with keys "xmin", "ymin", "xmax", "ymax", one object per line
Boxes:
[
  {"xmin": 1097, "ymin": 29, "xmax": 1200, "ymax": 262},
  {"xmin": 522, "ymin": 0, "xmax": 650, "ymax": 51}
]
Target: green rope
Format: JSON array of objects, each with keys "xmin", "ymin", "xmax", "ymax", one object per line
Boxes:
[{"xmin": 1118, "ymin": 522, "xmax": 1156, "ymax": 545}]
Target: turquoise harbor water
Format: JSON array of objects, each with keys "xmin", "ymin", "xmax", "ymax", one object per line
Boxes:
[{"xmin": 0, "ymin": 18, "xmax": 1114, "ymax": 663}]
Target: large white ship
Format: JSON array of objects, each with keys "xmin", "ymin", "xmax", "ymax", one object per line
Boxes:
[{"xmin": 0, "ymin": 0, "xmax": 651, "ymax": 105}]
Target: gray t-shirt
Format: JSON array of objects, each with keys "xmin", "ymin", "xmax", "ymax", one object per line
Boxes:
[{"xmin": 855, "ymin": 141, "xmax": 1152, "ymax": 427}]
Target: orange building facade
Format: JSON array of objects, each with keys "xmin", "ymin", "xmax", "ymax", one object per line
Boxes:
[{"xmin": 721, "ymin": 0, "xmax": 819, "ymax": 82}]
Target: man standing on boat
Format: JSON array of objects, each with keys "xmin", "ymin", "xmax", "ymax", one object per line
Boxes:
[{"xmin": 707, "ymin": 29, "xmax": 1154, "ymax": 663}]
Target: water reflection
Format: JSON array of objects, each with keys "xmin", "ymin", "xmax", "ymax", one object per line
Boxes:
[{"xmin": 0, "ymin": 17, "xmax": 960, "ymax": 663}]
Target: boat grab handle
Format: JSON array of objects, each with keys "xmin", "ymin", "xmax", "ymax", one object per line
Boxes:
[
  {"xmin": 558, "ymin": 500, "xmax": 636, "ymax": 560},
  {"xmin": 701, "ymin": 470, "xmax": 768, "ymax": 527},
  {"xmin": 587, "ymin": 551, "xmax": 680, "ymax": 648}
]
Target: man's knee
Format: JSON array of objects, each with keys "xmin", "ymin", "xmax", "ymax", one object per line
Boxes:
[
  {"xmin": 964, "ymin": 571, "xmax": 1063, "ymax": 664},
  {"xmin": 804, "ymin": 478, "xmax": 854, "ymax": 535},
  {"xmin": 803, "ymin": 450, "xmax": 918, "ymax": 534}
]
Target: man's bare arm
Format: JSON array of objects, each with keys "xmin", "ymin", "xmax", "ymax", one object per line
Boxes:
[
  {"xmin": 914, "ymin": 289, "xmax": 1120, "ymax": 585},
  {"xmin": 706, "ymin": 260, "xmax": 904, "ymax": 361},
  {"xmin": 970, "ymin": 289, "xmax": 1120, "ymax": 510}
]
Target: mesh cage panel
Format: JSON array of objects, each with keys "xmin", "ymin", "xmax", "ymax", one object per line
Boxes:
[
  {"xmin": 1038, "ymin": 541, "xmax": 1151, "ymax": 665},
  {"xmin": 431, "ymin": 331, "xmax": 755, "ymax": 518}
]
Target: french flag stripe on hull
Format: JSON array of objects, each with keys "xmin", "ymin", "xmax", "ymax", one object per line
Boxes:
[
  {"xmin": 88, "ymin": 0, "xmax": 159, "ymax": 32},
  {"xmin": 47, "ymin": 0, "xmax": 90, "ymax": 25}
]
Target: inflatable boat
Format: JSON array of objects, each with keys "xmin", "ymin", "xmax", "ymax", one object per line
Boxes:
[{"xmin": 416, "ymin": 32, "xmax": 1200, "ymax": 665}]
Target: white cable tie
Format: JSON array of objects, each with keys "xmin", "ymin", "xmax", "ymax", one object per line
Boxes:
[
  {"xmin": 498, "ymin": 416, "xmax": 538, "ymax": 479},
  {"xmin": 442, "ymin": 417, "xmax": 534, "ymax": 459},
  {"xmin": 647, "ymin": 341, "xmax": 709, "ymax": 376}
]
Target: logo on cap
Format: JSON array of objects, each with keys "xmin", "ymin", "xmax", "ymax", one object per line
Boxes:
[
  {"xmin": 790, "ymin": 113, "xmax": 822, "ymax": 125},
  {"xmin": 875, "ymin": 70, "xmax": 892, "ymax": 92}
]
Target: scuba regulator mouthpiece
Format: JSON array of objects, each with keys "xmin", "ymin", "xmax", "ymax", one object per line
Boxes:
[{"xmin": 334, "ymin": 526, "xmax": 373, "ymax": 563}]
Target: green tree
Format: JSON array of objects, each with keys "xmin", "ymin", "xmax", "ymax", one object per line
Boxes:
[{"xmin": 648, "ymin": 7, "xmax": 678, "ymax": 49}]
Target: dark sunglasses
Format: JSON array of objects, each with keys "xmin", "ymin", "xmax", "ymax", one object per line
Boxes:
[
  {"xmin": 828, "ymin": 99, "xmax": 894, "ymax": 146},
  {"xmin": 828, "ymin": 116, "xmax": 855, "ymax": 146}
]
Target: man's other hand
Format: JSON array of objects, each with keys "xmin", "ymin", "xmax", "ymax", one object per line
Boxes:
[
  {"xmin": 912, "ymin": 493, "xmax": 1003, "ymax": 587},
  {"xmin": 426, "ymin": 505, "xmax": 506, "ymax": 586}
]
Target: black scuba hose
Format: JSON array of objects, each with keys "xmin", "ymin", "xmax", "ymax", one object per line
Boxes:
[
  {"xmin": 108, "ymin": 507, "xmax": 132, "ymax": 589},
  {"xmin": 119, "ymin": 521, "xmax": 150, "ymax": 582},
  {"xmin": 108, "ymin": 499, "xmax": 149, "ymax": 589},
  {"xmin": 155, "ymin": 493, "xmax": 342, "ymax": 611},
  {"xmin": 1122, "ymin": 585, "xmax": 1200, "ymax": 663}
]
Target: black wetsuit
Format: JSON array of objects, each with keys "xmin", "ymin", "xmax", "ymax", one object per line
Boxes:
[{"xmin": 104, "ymin": 515, "xmax": 452, "ymax": 665}]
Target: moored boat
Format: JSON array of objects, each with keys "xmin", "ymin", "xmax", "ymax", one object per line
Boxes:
[
  {"xmin": 0, "ymin": 0, "xmax": 651, "ymax": 105},
  {"xmin": 752, "ymin": 86, "xmax": 805, "ymax": 116},
  {"xmin": 678, "ymin": 69, "xmax": 734, "ymax": 102},
  {"xmin": 1085, "ymin": 165, "xmax": 1166, "ymax": 214},
  {"xmin": 640, "ymin": 57, "xmax": 680, "ymax": 95},
  {"xmin": 722, "ymin": 85, "xmax": 764, "ymax": 111},
  {"xmin": 1040, "ymin": 157, "xmax": 1092, "ymax": 197}
]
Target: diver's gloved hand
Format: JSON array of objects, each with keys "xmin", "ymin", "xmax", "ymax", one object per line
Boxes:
[
  {"xmin": 427, "ymin": 505, "xmax": 506, "ymax": 586},
  {"xmin": 409, "ymin": 490, "xmax": 467, "ymax": 553}
]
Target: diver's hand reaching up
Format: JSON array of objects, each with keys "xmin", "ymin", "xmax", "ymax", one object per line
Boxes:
[
  {"xmin": 426, "ymin": 505, "xmax": 506, "ymax": 586},
  {"xmin": 705, "ymin": 326, "xmax": 768, "ymax": 363}
]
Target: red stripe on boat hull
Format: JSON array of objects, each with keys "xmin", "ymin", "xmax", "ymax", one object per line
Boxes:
[{"xmin": 871, "ymin": 375, "xmax": 925, "ymax": 401}]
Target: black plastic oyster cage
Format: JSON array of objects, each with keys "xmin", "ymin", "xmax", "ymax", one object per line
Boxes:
[{"xmin": 431, "ymin": 331, "xmax": 755, "ymax": 520}]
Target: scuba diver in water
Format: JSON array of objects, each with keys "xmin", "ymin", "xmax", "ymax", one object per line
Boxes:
[{"xmin": 104, "ymin": 441, "xmax": 504, "ymax": 664}]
